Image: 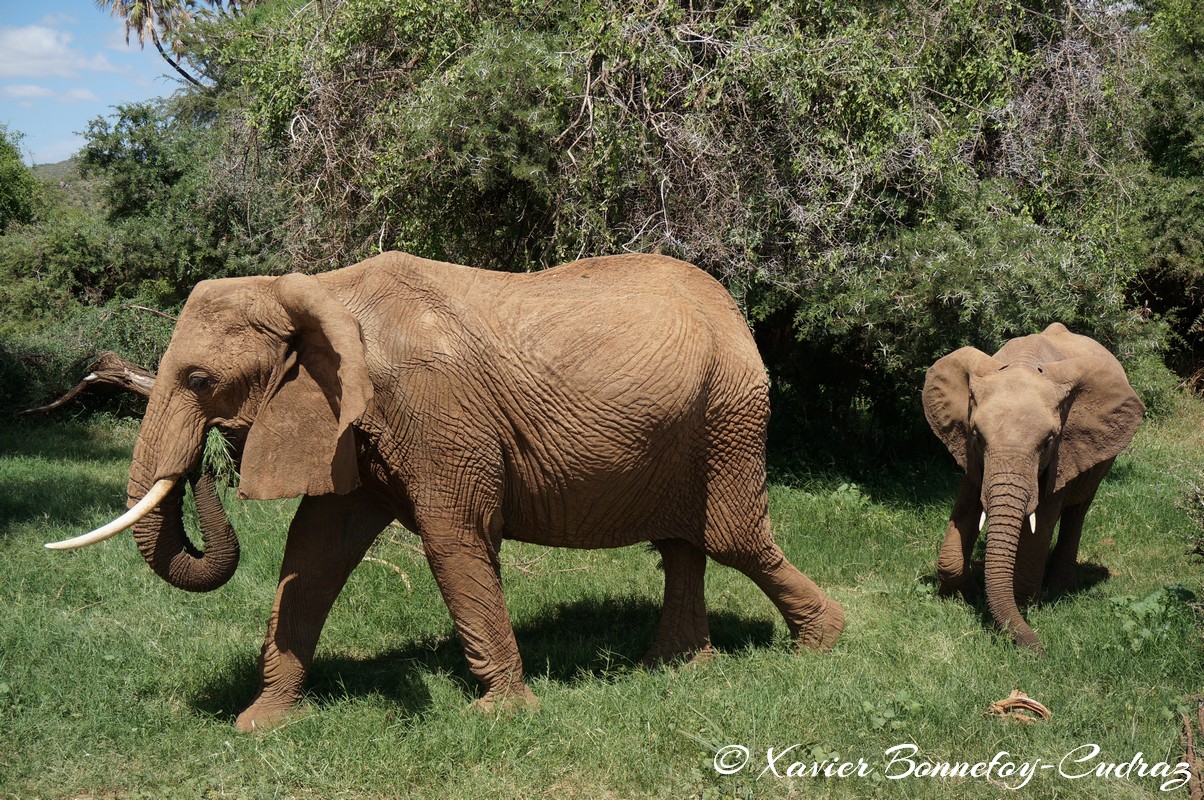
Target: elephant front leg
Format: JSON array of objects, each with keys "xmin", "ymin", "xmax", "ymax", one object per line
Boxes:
[
  {"xmin": 1013, "ymin": 504, "xmax": 1057, "ymax": 606},
  {"xmin": 643, "ymin": 538, "xmax": 712, "ymax": 667},
  {"xmin": 236, "ymin": 493, "xmax": 393, "ymax": 732},
  {"xmin": 422, "ymin": 531, "xmax": 536, "ymax": 713},
  {"xmin": 937, "ymin": 477, "xmax": 982, "ymax": 599},
  {"xmin": 1044, "ymin": 502, "xmax": 1090, "ymax": 594}
]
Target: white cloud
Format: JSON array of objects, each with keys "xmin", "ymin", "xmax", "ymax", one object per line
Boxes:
[
  {"xmin": 0, "ymin": 84, "xmax": 55, "ymax": 99},
  {"xmin": 61, "ymin": 87, "xmax": 100, "ymax": 103},
  {"xmin": 39, "ymin": 13, "xmax": 78, "ymax": 26},
  {"xmin": 0, "ymin": 25, "xmax": 118, "ymax": 79}
]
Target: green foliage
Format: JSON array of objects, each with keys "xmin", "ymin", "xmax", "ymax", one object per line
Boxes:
[
  {"xmin": 1132, "ymin": 0, "xmax": 1204, "ymax": 376},
  {"xmin": 199, "ymin": 0, "xmax": 1171, "ymax": 434},
  {"xmin": 0, "ymin": 126, "xmax": 37, "ymax": 233},
  {"xmin": 1, "ymin": 0, "xmax": 1198, "ymax": 432},
  {"xmin": 1108, "ymin": 585, "xmax": 1196, "ymax": 652},
  {"xmin": 863, "ymin": 690, "xmax": 923, "ymax": 732},
  {"xmin": 80, "ymin": 102, "xmax": 187, "ymax": 220},
  {"xmin": 0, "ymin": 96, "xmax": 287, "ymax": 413}
]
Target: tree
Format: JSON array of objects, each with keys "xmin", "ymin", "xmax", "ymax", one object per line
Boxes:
[
  {"xmin": 94, "ymin": 0, "xmax": 218, "ymax": 87},
  {"xmin": 1133, "ymin": 0, "xmax": 1204, "ymax": 379},
  {"xmin": 0, "ymin": 126, "xmax": 36, "ymax": 233}
]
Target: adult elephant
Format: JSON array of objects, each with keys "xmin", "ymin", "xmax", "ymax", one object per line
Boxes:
[
  {"xmin": 49, "ymin": 251, "xmax": 845, "ymax": 730},
  {"xmin": 922, "ymin": 323, "xmax": 1144, "ymax": 654}
]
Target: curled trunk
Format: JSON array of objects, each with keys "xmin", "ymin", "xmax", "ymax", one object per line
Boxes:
[{"xmin": 128, "ymin": 430, "xmax": 240, "ymax": 592}]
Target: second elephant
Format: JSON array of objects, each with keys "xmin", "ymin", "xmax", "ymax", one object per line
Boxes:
[{"xmin": 923, "ymin": 323, "xmax": 1144, "ymax": 653}]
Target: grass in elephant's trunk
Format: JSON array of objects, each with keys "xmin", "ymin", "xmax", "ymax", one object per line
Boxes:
[{"xmin": 2, "ymin": 398, "xmax": 1202, "ymax": 799}]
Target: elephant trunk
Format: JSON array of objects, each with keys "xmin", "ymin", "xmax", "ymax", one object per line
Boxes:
[
  {"xmin": 127, "ymin": 412, "xmax": 240, "ymax": 592},
  {"xmin": 982, "ymin": 460, "xmax": 1044, "ymax": 654}
]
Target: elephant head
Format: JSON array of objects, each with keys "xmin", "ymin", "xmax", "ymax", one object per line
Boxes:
[
  {"xmin": 922, "ymin": 345, "xmax": 1144, "ymax": 650},
  {"xmin": 47, "ymin": 273, "xmax": 373, "ymax": 591}
]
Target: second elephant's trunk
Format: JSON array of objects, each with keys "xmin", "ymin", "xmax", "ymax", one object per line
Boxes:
[{"xmin": 982, "ymin": 472, "xmax": 1044, "ymax": 654}]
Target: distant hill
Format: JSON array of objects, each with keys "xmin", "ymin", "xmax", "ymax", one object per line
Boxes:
[
  {"xmin": 32, "ymin": 157, "xmax": 80, "ymax": 183},
  {"xmin": 31, "ymin": 157, "xmax": 102, "ymax": 210}
]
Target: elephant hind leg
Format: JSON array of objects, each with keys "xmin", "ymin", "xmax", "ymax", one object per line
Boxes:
[
  {"xmin": 707, "ymin": 524, "xmax": 844, "ymax": 652},
  {"xmin": 643, "ymin": 538, "xmax": 712, "ymax": 667}
]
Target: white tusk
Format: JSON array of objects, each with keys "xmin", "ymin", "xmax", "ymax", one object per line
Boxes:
[
  {"xmin": 1029, "ymin": 513, "xmax": 1038, "ymax": 532},
  {"xmin": 979, "ymin": 512, "xmax": 987, "ymax": 532},
  {"xmin": 44, "ymin": 478, "xmax": 177, "ymax": 550}
]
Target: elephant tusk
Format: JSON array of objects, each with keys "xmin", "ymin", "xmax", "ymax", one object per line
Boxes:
[
  {"xmin": 979, "ymin": 512, "xmax": 987, "ymax": 532},
  {"xmin": 44, "ymin": 478, "xmax": 177, "ymax": 550},
  {"xmin": 1029, "ymin": 513, "xmax": 1037, "ymax": 532}
]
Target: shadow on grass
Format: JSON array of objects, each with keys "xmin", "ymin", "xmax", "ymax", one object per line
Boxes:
[
  {"xmin": 924, "ymin": 560, "xmax": 1112, "ymax": 634},
  {"xmin": 0, "ymin": 421, "xmax": 133, "ymax": 535},
  {"xmin": 191, "ymin": 597, "xmax": 776, "ymax": 724}
]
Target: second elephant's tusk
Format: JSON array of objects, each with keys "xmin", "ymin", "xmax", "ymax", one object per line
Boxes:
[
  {"xmin": 979, "ymin": 512, "xmax": 987, "ymax": 531},
  {"xmin": 44, "ymin": 478, "xmax": 177, "ymax": 550},
  {"xmin": 1029, "ymin": 513, "xmax": 1038, "ymax": 532}
]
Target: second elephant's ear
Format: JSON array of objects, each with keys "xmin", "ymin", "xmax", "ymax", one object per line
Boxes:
[
  {"xmin": 238, "ymin": 273, "xmax": 373, "ymax": 500},
  {"xmin": 1042, "ymin": 356, "xmax": 1145, "ymax": 495},
  {"xmin": 922, "ymin": 347, "xmax": 1004, "ymax": 470}
]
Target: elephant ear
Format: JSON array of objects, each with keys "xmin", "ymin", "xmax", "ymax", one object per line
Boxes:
[
  {"xmin": 922, "ymin": 347, "xmax": 1004, "ymax": 470},
  {"xmin": 1041, "ymin": 355, "xmax": 1145, "ymax": 494},
  {"xmin": 238, "ymin": 273, "xmax": 373, "ymax": 500}
]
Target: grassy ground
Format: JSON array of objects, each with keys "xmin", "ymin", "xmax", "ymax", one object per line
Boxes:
[{"xmin": 0, "ymin": 399, "xmax": 1201, "ymax": 799}]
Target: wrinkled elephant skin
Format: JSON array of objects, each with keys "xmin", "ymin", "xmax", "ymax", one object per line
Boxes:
[
  {"xmin": 98, "ymin": 251, "xmax": 844, "ymax": 730},
  {"xmin": 923, "ymin": 323, "xmax": 1144, "ymax": 653}
]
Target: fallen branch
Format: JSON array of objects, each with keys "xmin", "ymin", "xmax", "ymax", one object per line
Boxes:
[
  {"xmin": 985, "ymin": 690, "xmax": 1052, "ymax": 723},
  {"xmin": 361, "ymin": 556, "xmax": 413, "ymax": 593},
  {"xmin": 19, "ymin": 352, "xmax": 157, "ymax": 416}
]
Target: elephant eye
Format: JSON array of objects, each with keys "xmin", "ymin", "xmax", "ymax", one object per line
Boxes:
[{"xmin": 187, "ymin": 371, "xmax": 217, "ymax": 393}]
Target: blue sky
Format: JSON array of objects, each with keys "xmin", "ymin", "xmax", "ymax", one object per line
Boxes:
[{"xmin": 0, "ymin": 0, "xmax": 181, "ymax": 165}]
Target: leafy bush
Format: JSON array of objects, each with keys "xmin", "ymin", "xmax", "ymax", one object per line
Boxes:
[
  {"xmin": 0, "ymin": 126, "xmax": 37, "ymax": 234},
  {"xmin": 203, "ymin": 0, "xmax": 1166, "ymax": 437},
  {"xmin": 0, "ymin": 0, "xmax": 1196, "ymax": 434},
  {"xmin": 1132, "ymin": 0, "xmax": 1204, "ymax": 378}
]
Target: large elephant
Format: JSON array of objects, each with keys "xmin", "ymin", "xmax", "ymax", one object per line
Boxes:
[
  {"xmin": 49, "ymin": 251, "xmax": 845, "ymax": 730},
  {"xmin": 922, "ymin": 323, "xmax": 1144, "ymax": 653}
]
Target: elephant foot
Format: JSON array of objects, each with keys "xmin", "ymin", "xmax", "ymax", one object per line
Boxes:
[
  {"xmin": 470, "ymin": 681, "xmax": 539, "ymax": 715},
  {"xmin": 640, "ymin": 642, "xmax": 715, "ymax": 669},
  {"xmin": 792, "ymin": 598, "xmax": 845, "ymax": 653},
  {"xmin": 235, "ymin": 697, "xmax": 304, "ymax": 733}
]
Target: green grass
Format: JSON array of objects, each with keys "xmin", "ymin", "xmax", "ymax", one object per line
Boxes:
[{"xmin": 1, "ymin": 400, "xmax": 1202, "ymax": 799}]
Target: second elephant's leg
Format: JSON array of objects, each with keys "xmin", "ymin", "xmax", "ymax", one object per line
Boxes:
[
  {"xmin": 643, "ymin": 538, "xmax": 712, "ymax": 666},
  {"xmin": 1044, "ymin": 502, "xmax": 1090, "ymax": 593},
  {"xmin": 937, "ymin": 476, "xmax": 982, "ymax": 597},
  {"xmin": 236, "ymin": 491, "xmax": 394, "ymax": 732}
]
